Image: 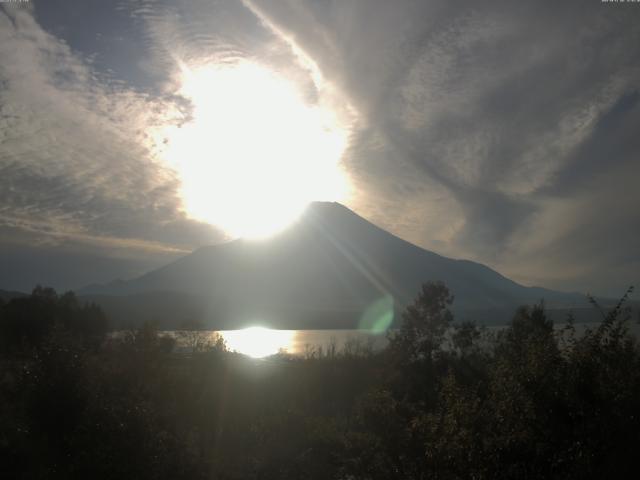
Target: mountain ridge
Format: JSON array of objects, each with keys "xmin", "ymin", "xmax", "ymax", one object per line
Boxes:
[{"xmin": 78, "ymin": 202, "xmax": 590, "ymax": 328}]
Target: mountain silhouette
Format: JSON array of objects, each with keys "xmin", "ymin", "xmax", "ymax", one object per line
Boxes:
[
  {"xmin": 80, "ymin": 202, "xmax": 588, "ymax": 328},
  {"xmin": 0, "ymin": 289, "xmax": 27, "ymax": 302}
]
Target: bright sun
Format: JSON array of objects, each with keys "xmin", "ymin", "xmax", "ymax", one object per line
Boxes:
[{"xmin": 160, "ymin": 62, "xmax": 349, "ymax": 239}]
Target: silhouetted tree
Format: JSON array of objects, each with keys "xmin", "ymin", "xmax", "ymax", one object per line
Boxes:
[
  {"xmin": 387, "ymin": 281, "xmax": 454, "ymax": 365},
  {"xmin": 1, "ymin": 281, "xmax": 639, "ymax": 479}
]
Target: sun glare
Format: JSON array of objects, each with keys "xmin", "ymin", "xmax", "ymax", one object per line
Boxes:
[
  {"xmin": 221, "ymin": 327, "xmax": 295, "ymax": 358},
  {"xmin": 160, "ymin": 62, "xmax": 349, "ymax": 238}
]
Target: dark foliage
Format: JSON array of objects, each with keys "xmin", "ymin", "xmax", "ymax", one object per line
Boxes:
[
  {"xmin": 0, "ymin": 286, "xmax": 107, "ymax": 352},
  {"xmin": 0, "ymin": 283, "xmax": 638, "ymax": 479}
]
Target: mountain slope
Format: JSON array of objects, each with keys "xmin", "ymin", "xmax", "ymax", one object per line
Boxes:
[
  {"xmin": 0, "ymin": 289, "xmax": 28, "ymax": 302},
  {"xmin": 81, "ymin": 202, "xmax": 587, "ymax": 328}
]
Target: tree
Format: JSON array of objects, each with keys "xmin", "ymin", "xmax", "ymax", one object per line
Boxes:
[
  {"xmin": 177, "ymin": 319, "xmax": 218, "ymax": 353},
  {"xmin": 387, "ymin": 281, "xmax": 454, "ymax": 365},
  {"xmin": 0, "ymin": 287, "xmax": 108, "ymax": 351}
]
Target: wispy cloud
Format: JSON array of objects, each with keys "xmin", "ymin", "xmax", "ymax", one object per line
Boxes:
[
  {"xmin": 0, "ymin": 5, "xmax": 221, "ymax": 256},
  {"xmin": 1, "ymin": 1, "xmax": 638, "ymax": 295},
  {"xmin": 244, "ymin": 0, "xmax": 640, "ymax": 295}
]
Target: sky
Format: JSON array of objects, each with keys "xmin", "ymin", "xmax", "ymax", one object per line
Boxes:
[{"xmin": 0, "ymin": 0, "xmax": 639, "ymax": 297}]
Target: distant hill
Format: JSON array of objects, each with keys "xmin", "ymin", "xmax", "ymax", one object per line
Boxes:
[
  {"xmin": 0, "ymin": 289, "xmax": 27, "ymax": 302},
  {"xmin": 80, "ymin": 202, "xmax": 591, "ymax": 329}
]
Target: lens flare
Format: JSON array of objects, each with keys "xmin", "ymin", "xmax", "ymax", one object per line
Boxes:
[{"xmin": 358, "ymin": 295, "xmax": 395, "ymax": 334}]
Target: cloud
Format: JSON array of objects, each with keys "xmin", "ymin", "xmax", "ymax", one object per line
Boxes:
[
  {"xmin": 1, "ymin": 0, "xmax": 638, "ymax": 295},
  {"xmin": 0, "ymin": 5, "xmax": 222, "ymax": 254},
  {"xmin": 0, "ymin": 0, "xmax": 358, "ymax": 289},
  {"xmin": 241, "ymin": 0, "xmax": 640, "ymax": 294}
]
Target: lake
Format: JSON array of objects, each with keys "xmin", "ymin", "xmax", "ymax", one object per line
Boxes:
[
  {"xmin": 164, "ymin": 321, "xmax": 640, "ymax": 358},
  {"xmin": 169, "ymin": 328, "xmax": 389, "ymax": 358}
]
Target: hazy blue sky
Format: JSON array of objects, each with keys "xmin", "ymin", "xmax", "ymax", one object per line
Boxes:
[{"xmin": 1, "ymin": 0, "xmax": 639, "ymax": 297}]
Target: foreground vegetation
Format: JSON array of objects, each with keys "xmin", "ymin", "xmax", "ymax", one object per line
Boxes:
[{"xmin": 0, "ymin": 283, "xmax": 638, "ymax": 479}]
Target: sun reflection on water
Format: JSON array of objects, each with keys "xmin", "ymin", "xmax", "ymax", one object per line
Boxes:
[{"xmin": 219, "ymin": 327, "xmax": 295, "ymax": 358}]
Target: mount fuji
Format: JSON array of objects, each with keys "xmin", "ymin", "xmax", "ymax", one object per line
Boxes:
[{"xmin": 80, "ymin": 202, "xmax": 588, "ymax": 329}]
